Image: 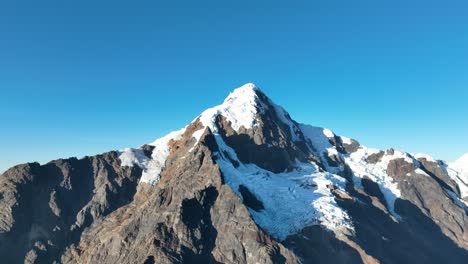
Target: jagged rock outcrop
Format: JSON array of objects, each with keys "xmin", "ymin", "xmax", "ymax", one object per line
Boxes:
[
  {"xmin": 0, "ymin": 152, "xmax": 142, "ymax": 263},
  {"xmin": 1, "ymin": 83, "xmax": 467, "ymax": 263}
]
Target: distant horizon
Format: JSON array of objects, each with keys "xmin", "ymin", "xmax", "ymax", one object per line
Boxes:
[{"xmin": 1, "ymin": 1, "xmax": 467, "ymax": 172}]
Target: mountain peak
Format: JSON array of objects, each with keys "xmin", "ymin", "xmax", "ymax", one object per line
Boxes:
[
  {"xmin": 198, "ymin": 83, "xmax": 265, "ymax": 132},
  {"xmin": 455, "ymin": 153, "xmax": 468, "ymax": 163},
  {"xmin": 223, "ymin": 82, "xmax": 261, "ymax": 106},
  {"xmin": 230, "ymin": 82, "xmax": 259, "ymax": 92},
  {"xmin": 452, "ymin": 153, "xmax": 468, "ymax": 172}
]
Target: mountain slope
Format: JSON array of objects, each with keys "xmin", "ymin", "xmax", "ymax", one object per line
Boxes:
[{"xmin": 1, "ymin": 83, "xmax": 467, "ymax": 264}]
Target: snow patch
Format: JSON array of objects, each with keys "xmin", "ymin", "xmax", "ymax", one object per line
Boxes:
[
  {"xmin": 299, "ymin": 124, "xmax": 346, "ymax": 174},
  {"xmin": 192, "ymin": 129, "xmax": 205, "ymax": 143},
  {"xmin": 299, "ymin": 124, "xmax": 333, "ymax": 151},
  {"xmin": 444, "ymin": 155, "xmax": 468, "ymax": 199},
  {"xmin": 140, "ymin": 127, "xmax": 186, "ymax": 185},
  {"xmin": 187, "ymin": 128, "xmax": 206, "ymax": 152},
  {"xmin": 323, "ymin": 128, "xmax": 335, "ymax": 138},
  {"xmin": 118, "ymin": 148, "xmax": 150, "ymax": 168},
  {"xmin": 211, "ymin": 130, "xmax": 352, "ymax": 240},
  {"xmin": 343, "ymin": 147, "xmax": 403, "ymax": 218},
  {"xmin": 341, "ymin": 136, "xmax": 352, "ymax": 145},
  {"xmin": 454, "ymin": 153, "xmax": 468, "ymax": 165},
  {"xmin": 450, "ymin": 153, "xmax": 468, "ymax": 174}
]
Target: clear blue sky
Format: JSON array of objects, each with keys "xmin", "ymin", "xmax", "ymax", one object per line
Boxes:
[{"xmin": 1, "ymin": 0, "xmax": 467, "ymax": 172}]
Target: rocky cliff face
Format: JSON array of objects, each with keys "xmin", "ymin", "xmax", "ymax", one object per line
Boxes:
[
  {"xmin": 1, "ymin": 83, "xmax": 467, "ymax": 264},
  {"xmin": 0, "ymin": 152, "xmax": 142, "ymax": 263}
]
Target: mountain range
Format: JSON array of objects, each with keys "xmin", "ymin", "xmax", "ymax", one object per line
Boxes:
[{"xmin": 1, "ymin": 83, "xmax": 467, "ymax": 264}]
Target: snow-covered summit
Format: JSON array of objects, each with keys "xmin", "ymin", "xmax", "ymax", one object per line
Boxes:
[
  {"xmin": 225, "ymin": 82, "xmax": 260, "ymax": 100},
  {"xmin": 448, "ymin": 153, "xmax": 468, "ymax": 184},
  {"xmin": 198, "ymin": 83, "xmax": 266, "ymax": 132},
  {"xmin": 452, "ymin": 153, "xmax": 468, "ymax": 170},
  {"xmin": 121, "ymin": 83, "xmax": 266, "ymax": 185}
]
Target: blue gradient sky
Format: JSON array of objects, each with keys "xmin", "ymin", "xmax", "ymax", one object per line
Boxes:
[{"xmin": 1, "ymin": 0, "xmax": 467, "ymax": 172}]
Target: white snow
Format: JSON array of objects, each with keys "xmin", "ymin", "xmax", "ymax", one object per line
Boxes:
[
  {"xmin": 187, "ymin": 128, "xmax": 206, "ymax": 152},
  {"xmin": 270, "ymin": 102, "xmax": 301, "ymax": 141},
  {"xmin": 299, "ymin": 124, "xmax": 333, "ymax": 151},
  {"xmin": 451, "ymin": 153, "xmax": 468, "ymax": 172},
  {"xmin": 118, "ymin": 148, "xmax": 150, "ymax": 168},
  {"xmin": 445, "ymin": 153, "xmax": 468, "ymax": 199},
  {"xmin": 192, "ymin": 129, "xmax": 205, "ymax": 141},
  {"xmin": 341, "ymin": 136, "xmax": 353, "ymax": 145},
  {"xmin": 299, "ymin": 124, "xmax": 344, "ymax": 174},
  {"xmin": 327, "ymin": 148, "xmax": 339, "ymax": 156},
  {"xmin": 343, "ymin": 147, "xmax": 403, "ymax": 218},
  {"xmin": 198, "ymin": 83, "xmax": 263, "ymax": 132},
  {"xmin": 323, "ymin": 128, "xmax": 335, "ymax": 138},
  {"xmin": 192, "ymin": 128, "xmax": 205, "ymax": 143},
  {"xmin": 139, "ymin": 127, "xmax": 187, "ymax": 185}
]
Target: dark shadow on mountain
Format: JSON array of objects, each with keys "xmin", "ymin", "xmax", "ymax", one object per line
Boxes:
[
  {"xmin": 238, "ymin": 184, "xmax": 264, "ymax": 211},
  {"xmin": 143, "ymin": 255, "xmax": 155, "ymax": 264},
  {"xmin": 180, "ymin": 186, "xmax": 220, "ymax": 264},
  {"xmin": 336, "ymin": 186, "xmax": 468, "ymax": 264},
  {"xmin": 225, "ymin": 133, "xmax": 292, "ymax": 173},
  {"xmin": 213, "ymin": 112, "xmax": 318, "ymax": 173},
  {"xmin": 286, "ymin": 179, "xmax": 468, "ymax": 264},
  {"xmin": 418, "ymin": 164, "xmax": 457, "ymax": 194},
  {"xmin": 0, "ymin": 153, "xmax": 142, "ymax": 264},
  {"xmin": 361, "ymin": 176, "xmax": 388, "ymax": 208},
  {"xmin": 283, "ymin": 225, "xmax": 363, "ymax": 264}
]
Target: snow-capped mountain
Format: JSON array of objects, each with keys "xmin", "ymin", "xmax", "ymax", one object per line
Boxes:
[
  {"xmin": 450, "ymin": 153, "xmax": 468, "ymax": 178},
  {"xmin": 1, "ymin": 83, "xmax": 467, "ymax": 264}
]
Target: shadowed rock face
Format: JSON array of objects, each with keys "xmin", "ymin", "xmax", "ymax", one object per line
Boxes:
[
  {"xmin": 0, "ymin": 152, "xmax": 142, "ymax": 264},
  {"xmin": 417, "ymin": 158, "xmax": 459, "ymax": 195},
  {"xmin": 238, "ymin": 185, "xmax": 264, "ymax": 212},
  {"xmin": 284, "ymin": 225, "xmax": 364, "ymax": 264},
  {"xmin": 342, "ymin": 139, "xmax": 360, "ymax": 154},
  {"xmin": 365, "ymin": 151, "xmax": 384, "ymax": 164},
  {"xmin": 1, "ymin": 85, "xmax": 467, "ymax": 264},
  {"xmin": 333, "ymin": 184, "xmax": 468, "ymax": 264},
  {"xmin": 394, "ymin": 172, "xmax": 468, "ymax": 250}
]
